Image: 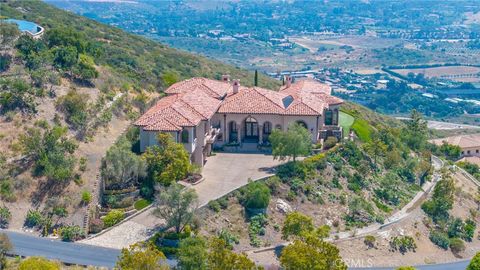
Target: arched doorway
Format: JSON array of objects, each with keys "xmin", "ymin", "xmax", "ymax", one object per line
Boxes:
[{"xmin": 244, "ymin": 116, "xmax": 259, "ymax": 142}]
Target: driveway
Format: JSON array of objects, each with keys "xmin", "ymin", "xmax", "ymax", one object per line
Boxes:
[
  {"xmin": 81, "ymin": 152, "xmax": 283, "ymax": 249},
  {"xmin": 195, "ymin": 152, "xmax": 283, "ymax": 206}
]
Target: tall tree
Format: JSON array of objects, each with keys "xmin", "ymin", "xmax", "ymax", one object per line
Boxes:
[
  {"xmin": 282, "ymin": 211, "xmax": 315, "ymax": 240},
  {"xmin": 270, "ymin": 122, "xmax": 311, "ymax": 162},
  {"xmin": 207, "ymin": 238, "xmax": 260, "ymax": 270},
  {"xmin": 421, "ymin": 169, "xmax": 455, "ymax": 223},
  {"xmin": 102, "ymin": 138, "xmax": 147, "ymax": 189},
  {"xmin": 116, "ymin": 243, "xmax": 169, "ymax": 270},
  {"xmin": 403, "ymin": 109, "xmax": 428, "ymax": 150},
  {"xmin": 178, "ymin": 236, "xmax": 208, "ymax": 270},
  {"xmin": 280, "ymin": 234, "xmax": 347, "ymax": 270},
  {"xmin": 143, "ymin": 133, "xmax": 191, "ymax": 186},
  {"xmin": 0, "ymin": 233, "xmax": 12, "ymax": 270},
  {"xmin": 254, "ymin": 69, "xmax": 258, "ymax": 86},
  {"xmin": 154, "ymin": 184, "xmax": 198, "ymax": 234}
]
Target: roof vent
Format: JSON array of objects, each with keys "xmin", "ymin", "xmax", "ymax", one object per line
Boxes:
[
  {"xmin": 233, "ymin": 79, "xmax": 240, "ymax": 94},
  {"xmin": 222, "ymin": 74, "xmax": 230, "ymax": 82}
]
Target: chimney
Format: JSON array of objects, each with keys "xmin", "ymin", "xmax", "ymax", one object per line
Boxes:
[
  {"xmin": 285, "ymin": 75, "xmax": 292, "ymax": 87},
  {"xmin": 232, "ymin": 79, "xmax": 240, "ymax": 94},
  {"xmin": 222, "ymin": 74, "xmax": 230, "ymax": 82}
]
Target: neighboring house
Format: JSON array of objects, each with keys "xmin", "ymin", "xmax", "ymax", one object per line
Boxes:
[
  {"xmin": 134, "ymin": 76, "xmax": 343, "ymax": 166},
  {"xmin": 430, "ymin": 133, "xmax": 480, "ymax": 157}
]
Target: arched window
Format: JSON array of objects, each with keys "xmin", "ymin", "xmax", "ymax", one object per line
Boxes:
[
  {"xmin": 181, "ymin": 129, "xmax": 189, "ymax": 143},
  {"xmin": 296, "ymin": 120, "xmax": 308, "ymax": 129}
]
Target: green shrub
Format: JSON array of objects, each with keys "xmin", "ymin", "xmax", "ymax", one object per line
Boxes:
[
  {"xmin": 217, "ymin": 197, "xmax": 229, "ymax": 210},
  {"xmin": 0, "ymin": 206, "xmax": 11, "ymax": 228},
  {"xmin": 463, "ymin": 219, "xmax": 476, "ymax": 242},
  {"xmin": 134, "ymin": 199, "xmax": 150, "ymax": 211},
  {"xmin": 60, "ymin": 225, "xmax": 85, "ymax": 241},
  {"xmin": 468, "ymin": 252, "xmax": 480, "ymax": 270},
  {"xmin": 25, "ymin": 209, "xmax": 43, "ymax": 228},
  {"xmin": 323, "ymin": 136, "xmax": 338, "ymax": 150},
  {"xmin": 244, "ymin": 182, "xmax": 271, "ymax": 209},
  {"xmin": 449, "ymin": 238, "xmax": 465, "ymax": 254},
  {"xmin": 389, "ymin": 236, "xmax": 416, "ymax": 254},
  {"xmin": 364, "ymin": 235, "xmax": 376, "ymax": 249},
  {"xmin": 265, "ymin": 176, "xmax": 281, "ymax": 194},
  {"xmin": 89, "ymin": 218, "xmax": 104, "ymax": 234},
  {"xmin": 102, "ymin": 209, "xmax": 125, "ymax": 227},
  {"xmin": 208, "ymin": 200, "xmax": 221, "ymax": 213},
  {"xmin": 249, "ymin": 214, "xmax": 268, "ymax": 247},
  {"xmin": 217, "ymin": 228, "xmax": 240, "ymax": 248},
  {"xmin": 429, "ymin": 230, "xmax": 450, "ymax": 250},
  {"xmin": 81, "ymin": 190, "xmax": 92, "ymax": 204},
  {"xmin": 56, "ymin": 90, "xmax": 89, "ymax": 130}
]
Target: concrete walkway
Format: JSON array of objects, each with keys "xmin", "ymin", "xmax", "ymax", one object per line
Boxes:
[{"xmin": 81, "ymin": 152, "xmax": 283, "ymax": 248}]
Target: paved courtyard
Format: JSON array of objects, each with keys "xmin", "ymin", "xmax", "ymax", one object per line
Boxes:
[{"xmin": 82, "ymin": 152, "xmax": 284, "ymax": 248}]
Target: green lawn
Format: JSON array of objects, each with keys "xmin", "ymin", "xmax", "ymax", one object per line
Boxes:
[
  {"xmin": 339, "ymin": 111, "xmax": 355, "ymax": 137},
  {"xmin": 134, "ymin": 199, "xmax": 151, "ymax": 211}
]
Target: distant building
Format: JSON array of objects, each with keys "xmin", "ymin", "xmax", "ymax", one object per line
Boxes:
[
  {"xmin": 135, "ymin": 77, "xmax": 343, "ymax": 166},
  {"xmin": 430, "ymin": 133, "xmax": 480, "ymax": 157}
]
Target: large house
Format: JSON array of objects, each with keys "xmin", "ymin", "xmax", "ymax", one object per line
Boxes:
[
  {"xmin": 430, "ymin": 133, "xmax": 480, "ymax": 158},
  {"xmin": 134, "ymin": 76, "xmax": 343, "ymax": 166}
]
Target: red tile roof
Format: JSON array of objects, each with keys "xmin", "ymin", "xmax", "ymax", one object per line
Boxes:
[{"xmin": 135, "ymin": 77, "xmax": 343, "ymax": 131}]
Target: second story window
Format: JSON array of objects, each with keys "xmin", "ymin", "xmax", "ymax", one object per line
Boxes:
[{"xmin": 181, "ymin": 129, "xmax": 189, "ymax": 143}]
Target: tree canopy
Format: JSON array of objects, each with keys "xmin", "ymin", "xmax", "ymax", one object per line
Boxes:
[
  {"xmin": 154, "ymin": 184, "xmax": 198, "ymax": 234},
  {"xmin": 116, "ymin": 243, "xmax": 169, "ymax": 270},
  {"xmin": 270, "ymin": 122, "xmax": 312, "ymax": 162},
  {"xmin": 143, "ymin": 133, "xmax": 192, "ymax": 186}
]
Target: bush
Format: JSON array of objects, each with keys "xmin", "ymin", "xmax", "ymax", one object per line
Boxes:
[
  {"xmin": 81, "ymin": 190, "xmax": 92, "ymax": 205},
  {"xmin": 463, "ymin": 219, "xmax": 476, "ymax": 242},
  {"xmin": 323, "ymin": 136, "xmax": 338, "ymax": 150},
  {"xmin": 60, "ymin": 225, "xmax": 85, "ymax": 241},
  {"xmin": 389, "ymin": 236, "xmax": 416, "ymax": 254},
  {"xmin": 217, "ymin": 197, "xmax": 229, "ymax": 210},
  {"xmin": 0, "ymin": 206, "xmax": 11, "ymax": 228},
  {"xmin": 208, "ymin": 200, "xmax": 221, "ymax": 213},
  {"xmin": 364, "ymin": 235, "xmax": 376, "ymax": 249},
  {"xmin": 217, "ymin": 228, "xmax": 240, "ymax": 248},
  {"xmin": 89, "ymin": 218, "xmax": 104, "ymax": 234},
  {"xmin": 134, "ymin": 199, "xmax": 150, "ymax": 211},
  {"xmin": 468, "ymin": 252, "xmax": 480, "ymax": 270},
  {"xmin": 449, "ymin": 238, "xmax": 465, "ymax": 254},
  {"xmin": 429, "ymin": 230, "xmax": 450, "ymax": 250},
  {"xmin": 244, "ymin": 181, "xmax": 271, "ymax": 209},
  {"xmin": 248, "ymin": 214, "xmax": 268, "ymax": 247},
  {"xmin": 25, "ymin": 209, "xmax": 43, "ymax": 228},
  {"xmin": 56, "ymin": 90, "xmax": 89, "ymax": 129},
  {"xmin": 265, "ymin": 176, "xmax": 281, "ymax": 194},
  {"xmin": 102, "ymin": 209, "xmax": 125, "ymax": 227}
]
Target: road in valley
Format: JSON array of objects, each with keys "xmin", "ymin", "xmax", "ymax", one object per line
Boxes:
[{"xmin": 2, "ymin": 230, "xmax": 120, "ymax": 268}]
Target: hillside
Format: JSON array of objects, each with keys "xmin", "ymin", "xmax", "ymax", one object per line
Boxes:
[
  {"xmin": 1, "ymin": 0, "xmax": 280, "ymax": 90},
  {"xmin": 0, "ymin": 0, "xmax": 279, "ymax": 233}
]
